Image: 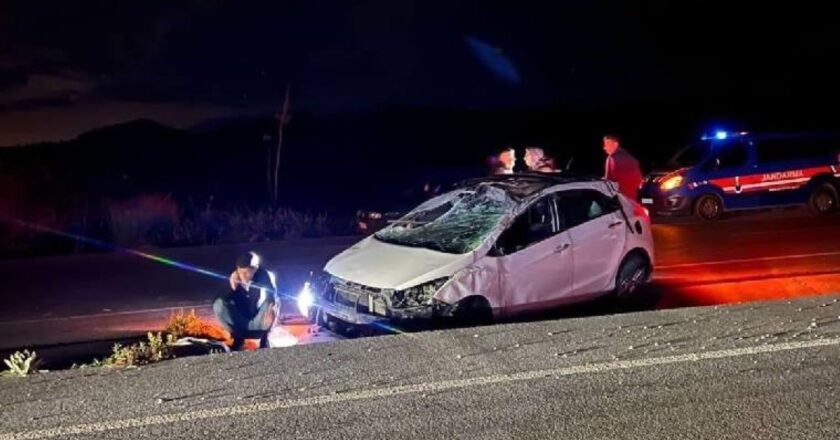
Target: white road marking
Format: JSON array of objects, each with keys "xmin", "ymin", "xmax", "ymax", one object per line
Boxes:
[
  {"xmin": 3, "ymin": 337, "xmax": 840, "ymax": 440},
  {"xmin": 657, "ymin": 251, "xmax": 840, "ymax": 270}
]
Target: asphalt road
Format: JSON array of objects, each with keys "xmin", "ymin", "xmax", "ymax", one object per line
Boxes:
[
  {"xmin": 0, "ymin": 236, "xmax": 358, "ymax": 322},
  {"xmin": 0, "ymin": 237, "xmax": 357, "ymax": 350},
  {"xmin": 0, "ymin": 209, "xmax": 838, "ymax": 353},
  {"xmin": 651, "ymin": 209, "xmax": 840, "ymax": 308},
  {"xmin": 2, "ymin": 294, "xmax": 839, "ymax": 439}
]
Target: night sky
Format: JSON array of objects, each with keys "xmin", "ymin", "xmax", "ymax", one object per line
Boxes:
[{"xmin": 1, "ymin": 1, "xmax": 838, "ymax": 146}]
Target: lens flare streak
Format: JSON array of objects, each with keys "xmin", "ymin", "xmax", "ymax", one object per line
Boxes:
[{"xmin": 4, "ymin": 217, "xmax": 413, "ymax": 335}]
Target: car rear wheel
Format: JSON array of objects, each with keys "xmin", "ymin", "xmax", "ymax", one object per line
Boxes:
[
  {"xmin": 694, "ymin": 194, "xmax": 723, "ymax": 221},
  {"xmin": 614, "ymin": 253, "xmax": 650, "ymax": 297},
  {"xmin": 809, "ymin": 183, "xmax": 838, "ymax": 215}
]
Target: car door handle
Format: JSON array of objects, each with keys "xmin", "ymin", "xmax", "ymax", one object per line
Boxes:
[
  {"xmin": 554, "ymin": 243, "xmax": 570, "ymax": 253},
  {"xmin": 609, "ymin": 220, "xmax": 624, "ymax": 229}
]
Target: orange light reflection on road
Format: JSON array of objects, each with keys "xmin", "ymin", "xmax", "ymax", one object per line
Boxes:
[{"xmin": 656, "ymin": 273, "xmax": 840, "ymax": 309}]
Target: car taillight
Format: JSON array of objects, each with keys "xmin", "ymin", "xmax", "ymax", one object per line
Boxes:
[{"xmin": 660, "ymin": 174, "xmax": 684, "ymax": 191}]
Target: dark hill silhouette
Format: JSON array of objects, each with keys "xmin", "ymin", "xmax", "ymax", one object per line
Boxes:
[{"xmin": 4, "ymin": 97, "xmax": 840, "ymax": 213}]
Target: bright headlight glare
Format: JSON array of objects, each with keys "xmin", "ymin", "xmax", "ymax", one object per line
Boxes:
[
  {"xmin": 297, "ymin": 282, "xmax": 314, "ymax": 318},
  {"xmin": 660, "ymin": 175, "xmax": 684, "ymax": 191}
]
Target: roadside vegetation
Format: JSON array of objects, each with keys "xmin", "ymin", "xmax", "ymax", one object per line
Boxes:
[
  {"xmin": 2, "ymin": 350, "xmax": 42, "ymax": 377},
  {"xmin": 91, "ymin": 333, "xmax": 176, "ymax": 368},
  {"xmin": 86, "ymin": 310, "xmax": 231, "ymax": 369},
  {"xmin": 165, "ymin": 309, "xmax": 232, "ymax": 345},
  {"xmin": 3, "ymin": 309, "xmax": 233, "ymax": 376},
  {"xmin": 1, "ymin": 197, "xmax": 351, "ymax": 259}
]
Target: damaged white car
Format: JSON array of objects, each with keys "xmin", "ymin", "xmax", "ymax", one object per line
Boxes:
[{"xmin": 303, "ymin": 174, "xmax": 654, "ymax": 326}]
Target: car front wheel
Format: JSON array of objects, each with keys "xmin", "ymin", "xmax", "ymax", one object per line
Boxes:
[
  {"xmin": 694, "ymin": 194, "xmax": 723, "ymax": 221},
  {"xmin": 450, "ymin": 296, "xmax": 493, "ymax": 327}
]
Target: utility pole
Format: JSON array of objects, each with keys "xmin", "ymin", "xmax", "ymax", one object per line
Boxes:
[
  {"xmin": 262, "ymin": 133, "xmax": 272, "ymax": 202},
  {"xmin": 272, "ymin": 85, "xmax": 291, "ymax": 206}
]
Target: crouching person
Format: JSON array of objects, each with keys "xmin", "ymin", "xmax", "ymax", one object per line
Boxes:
[{"xmin": 213, "ymin": 252, "xmax": 278, "ymax": 350}]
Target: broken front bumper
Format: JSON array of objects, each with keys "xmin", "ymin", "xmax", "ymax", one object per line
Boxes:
[
  {"xmin": 316, "ymin": 301, "xmax": 437, "ymax": 326},
  {"xmin": 313, "ymin": 279, "xmax": 444, "ymax": 326}
]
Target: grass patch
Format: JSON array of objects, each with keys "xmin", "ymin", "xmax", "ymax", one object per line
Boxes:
[
  {"xmin": 29, "ymin": 309, "xmax": 235, "ymax": 372},
  {"xmin": 93, "ymin": 332, "xmax": 176, "ymax": 368},
  {"xmin": 85, "ymin": 309, "xmax": 235, "ymax": 368}
]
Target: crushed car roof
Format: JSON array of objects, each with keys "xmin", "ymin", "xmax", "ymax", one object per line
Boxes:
[{"xmin": 458, "ymin": 172, "xmax": 604, "ymax": 200}]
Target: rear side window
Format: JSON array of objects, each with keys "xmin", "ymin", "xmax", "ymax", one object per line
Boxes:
[
  {"xmin": 555, "ymin": 190, "xmax": 617, "ymax": 229},
  {"xmin": 758, "ymin": 138, "xmax": 840, "ymax": 163}
]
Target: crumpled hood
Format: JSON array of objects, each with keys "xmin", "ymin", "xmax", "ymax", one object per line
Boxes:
[{"xmin": 324, "ymin": 236, "xmax": 469, "ymax": 290}]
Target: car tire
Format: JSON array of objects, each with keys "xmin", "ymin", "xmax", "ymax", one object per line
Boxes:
[
  {"xmin": 809, "ymin": 183, "xmax": 838, "ymax": 215},
  {"xmin": 694, "ymin": 194, "xmax": 723, "ymax": 221},
  {"xmin": 451, "ymin": 296, "xmax": 493, "ymax": 327},
  {"xmin": 614, "ymin": 253, "xmax": 650, "ymax": 298}
]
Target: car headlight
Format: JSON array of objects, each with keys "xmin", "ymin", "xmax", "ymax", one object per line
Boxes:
[
  {"xmin": 391, "ymin": 277, "xmax": 449, "ymax": 308},
  {"xmin": 660, "ymin": 175, "xmax": 684, "ymax": 191}
]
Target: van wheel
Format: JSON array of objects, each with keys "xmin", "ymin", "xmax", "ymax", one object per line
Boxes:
[
  {"xmin": 809, "ymin": 184, "xmax": 838, "ymax": 214},
  {"xmin": 614, "ymin": 253, "xmax": 650, "ymax": 297},
  {"xmin": 451, "ymin": 296, "xmax": 493, "ymax": 327},
  {"xmin": 695, "ymin": 194, "xmax": 723, "ymax": 221}
]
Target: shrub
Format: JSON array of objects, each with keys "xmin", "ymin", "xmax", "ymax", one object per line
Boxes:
[
  {"xmin": 2, "ymin": 350, "xmax": 42, "ymax": 377},
  {"xmin": 101, "ymin": 332, "xmax": 176, "ymax": 368},
  {"xmin": 166, "ymin": 309, "xmax": 231, "ymax": 346}
]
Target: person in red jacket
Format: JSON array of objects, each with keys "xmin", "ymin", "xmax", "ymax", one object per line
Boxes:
[{"xmin": 603, "ymin": 135, "xmax": 644, "ymax": 200}]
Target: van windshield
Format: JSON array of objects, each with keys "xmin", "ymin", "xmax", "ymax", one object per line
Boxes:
[
  {"xmin": 667, "ymin": 144, "xmax": 709, "ymax": 168},
  {"xmin": 374, "ymin": 185, "xmax": 513, "ymax": 254}
]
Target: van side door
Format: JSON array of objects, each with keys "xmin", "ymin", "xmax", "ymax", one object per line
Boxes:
[{"xmin": 703, "ymin": 140, "xmax": 760, "ymax": 210}]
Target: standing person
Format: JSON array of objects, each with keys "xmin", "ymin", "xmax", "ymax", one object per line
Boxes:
[
  {"xmin": 524, "ymin": 147, "xmax": 556, "ymax": 173},
  {"xmin": 492, "ymin": 147, "xmax": 517, "ymax": 175},
  {"xmin": 603, "ymin": 135, "xmax": 644, "ymax": 200},
  {"xmin": 213, "ymin": 252, "xmax": 278, "ymax": 350}
]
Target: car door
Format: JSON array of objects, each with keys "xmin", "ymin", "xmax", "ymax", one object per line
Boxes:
[
  {"xmin": 493, "ymin": 194, "xmax": 574, "ymax": 316},
  {"xmin": 556, "ymin": 189, "xmax": 627, "ymax": 298},
  {"xmin": 703, "ymin": 140, "xmax": 759, "ymax": 210}
]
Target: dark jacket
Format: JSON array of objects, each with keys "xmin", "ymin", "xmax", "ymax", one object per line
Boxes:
[{"xmin": 217, "ymin": 267, "xmax": 277, "ymax": 318}]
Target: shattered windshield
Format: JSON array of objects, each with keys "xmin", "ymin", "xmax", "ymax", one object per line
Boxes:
[{"xmin": 374, "ymin": 185, "xmax": 513, "ymax": 254}]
